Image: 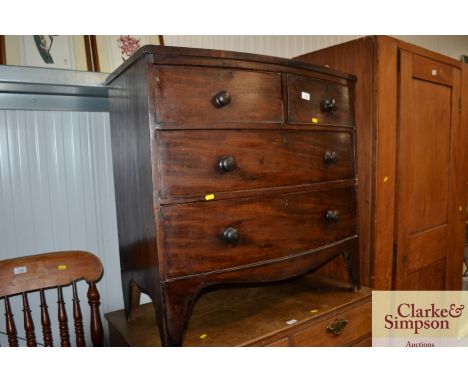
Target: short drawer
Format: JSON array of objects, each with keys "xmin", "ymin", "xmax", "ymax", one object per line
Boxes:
[
  {"xmin": 154, "ymin": 66, "xmax": 284, "ymax": 125},
  {"xmin": 292, "ymin": 301, "xmax": 371, "ymax": 346},
  {"xmin": 161, "ymin": 187, "xmax": 356, "ymax": 279},
  {"xmin": 288, "ymin": 74, "xmax": 354, "ymax": 126},
  {"xmin": 157, "ymin": 130, "xmax": 355, "ymax": 199}
]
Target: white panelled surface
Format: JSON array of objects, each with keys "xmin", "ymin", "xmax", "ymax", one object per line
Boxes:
[
  {"xmin": 0, "ymin": 110, "xmax": 122, "ymax": 345},
  {"xmin": 164, "ymin": 35, "xmax": 363, "ymax": 59},
  {"xmin": 163, "ymin": 35, "xmax": 468, "ymax": 60}
]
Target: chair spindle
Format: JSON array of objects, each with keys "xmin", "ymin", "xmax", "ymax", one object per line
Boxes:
[
  {"xmin": 72, "ymin": 281, "xmax": 85, "ymax": 346},
  {"xmin": 57, "ymin": 286, "xmax": 70, "ymax": 347},
  {"xmin": 40, "ymin": 289, "xmax": 53, "ymax": 346},
  {"xmin": 22, "ymin": 293, "xmax": 37, "ymax": 347},
  {"xmin": 4, "ymin": 296, "xmax": 18, "ymax": 347},
  {"xmin": 87, "ymin": 281, "xmax": 103, "ymax": 346}
]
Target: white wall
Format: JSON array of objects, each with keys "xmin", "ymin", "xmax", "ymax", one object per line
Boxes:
[
  {"xmin": 164, "ymin": 35, "xmax": 364, "ymax": 58},
  {"xmin": 164, "ymin": 35, "xmax": 468, "ymax": 60},
  {"xmin": 0, "ymin": 110, "xmax": 121, "ymax": 346}
]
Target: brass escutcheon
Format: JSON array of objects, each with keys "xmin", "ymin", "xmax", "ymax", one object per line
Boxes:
[{"xmin": 326, "ymin": 319, "xmax": 348, "ymax": 335}]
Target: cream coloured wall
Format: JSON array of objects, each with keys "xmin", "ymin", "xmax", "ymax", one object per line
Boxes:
[{"xmin": 94, "ymin": 35, "xmax": 162, "ymax": 73}]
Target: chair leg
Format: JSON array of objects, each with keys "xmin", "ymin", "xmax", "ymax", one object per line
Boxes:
[{"xmin": 87, "ymin": 281, "xmax": 103, "ymax": 347}]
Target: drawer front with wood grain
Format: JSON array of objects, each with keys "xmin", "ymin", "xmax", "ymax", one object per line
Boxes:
[
  {"xmin": 288, "ymin": 74, "xmax": 354, "ymax": 126},
  {"xmin": 154, "ymin": 66, "xmax": 284, "ymax": 125},
  {"xmin": 292, "ymin": 301, "xmax": 371, "ymax": 346},
  {"xmin": 161, "ymin": 187, "xmax": 356, "ymax": 279},
  {"xmin": 264, "ymin": 337, "xmax": 290, "ymax": 347},
  {"xmin": 157, "ymin": 130, "xmax": 355, "ymax": 199}
]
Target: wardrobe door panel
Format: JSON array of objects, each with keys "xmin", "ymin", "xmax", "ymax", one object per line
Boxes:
[{"xmin": 395, "ymin": 50, "xmax": 460, "ymax": 289}]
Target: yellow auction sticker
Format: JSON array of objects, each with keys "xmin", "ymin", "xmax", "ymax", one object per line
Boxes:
[{"xmin": 205, "ymin": 194, "xmax": 215, "ymax": 201}]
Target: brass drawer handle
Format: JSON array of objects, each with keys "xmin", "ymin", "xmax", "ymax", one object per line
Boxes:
[{"xmin": 326, "ymin": 319, "xmax": 348, "ymax": 335}]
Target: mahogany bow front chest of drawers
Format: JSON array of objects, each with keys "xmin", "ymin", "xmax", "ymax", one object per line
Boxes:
[{"xmin": 106, "ymin": 46, "xmax": 359, "ymax": 346}]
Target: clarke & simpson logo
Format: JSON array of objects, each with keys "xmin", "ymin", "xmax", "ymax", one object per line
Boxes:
[
  {"xmin": 372, "ymin": 291, "xmax": 468, "ymax": 347},
  {"xmin": 384, "ymin": 303, "xmax": 465, "ymax": 334}
]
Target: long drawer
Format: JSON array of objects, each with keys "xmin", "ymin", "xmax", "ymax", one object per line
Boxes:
[
  {"xmin": 154, "ymin": 66, "xmax": 284, "ymax": 124},
  {"xmin": 157, "ymin": 130, "xmax": 355, "ymax": 199},
  {"xmin": 161, "ymin": 187, "xmax": 356, "ymax": 279}
]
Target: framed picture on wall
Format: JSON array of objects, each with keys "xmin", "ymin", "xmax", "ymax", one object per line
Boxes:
[
  {"xmin": 0, "ymin": 35, "xmax": 164, "ymax": 73},
  {"xmin": 20, "ymin": 35, "xmax": 77, "ymax": 69},
  {"xmin": 93, "ymin": 35, "xmax": 164, "ymax": 73},
  {"xmin": 1, "ymin": 35, "xmax": 92, "ymax": 71}
]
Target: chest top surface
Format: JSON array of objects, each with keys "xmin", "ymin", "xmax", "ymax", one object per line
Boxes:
[{"xmin": 106, "ymin": 45, "xmax": 356, "ymax": 85}]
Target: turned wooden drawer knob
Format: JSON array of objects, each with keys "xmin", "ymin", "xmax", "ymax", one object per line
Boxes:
[
  {"xmin": 321, "ymin": 98, "xmax": 338, "ymax": 113},
  {"xmin": 325, "ymin": 209, "xmax": 339, "ymax": 223},
  {"xmin": 212, "ymin": 90, "xmax": 232, "ymax": 108},
  {"xmin": 326, "ymin": 319, "xmax": 348, "ymax": 335},
  {"xmin": 223, "ymin": 227, "xmax": 240, "ymax": 244},
  {"xmin": 324, "ymin": 150, "xmax": 338, "ymax": 164},
  {"xmin": 218, "ymin": 156, "xmax": 237, "ymax": 172}
]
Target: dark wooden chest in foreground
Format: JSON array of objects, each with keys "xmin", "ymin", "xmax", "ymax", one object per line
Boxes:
[{"xmin": 106, "ymin": 45, "xmax": 358, "ymax": 346}]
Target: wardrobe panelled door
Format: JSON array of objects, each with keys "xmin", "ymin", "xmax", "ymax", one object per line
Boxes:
[
  {"xmin": 106, "ymin": 46, "xmax": 359, "ymax": 346},
  {"xmin": 394, "ymin": 51, "xmax": 460, "ymax": 290}
]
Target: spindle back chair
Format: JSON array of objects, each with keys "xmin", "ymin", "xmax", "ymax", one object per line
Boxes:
[{"xmin": 0, "ymin": 251, "xmax": 104, "ymax": 347}]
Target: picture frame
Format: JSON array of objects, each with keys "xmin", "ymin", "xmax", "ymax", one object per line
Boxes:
[
  {"xmin": 0, "ymin": 35, "xmax": 165, "ymax": 73},
  {"xmin": 84, "ymin": 35, "xmax": 100, "ymax": 72},
  {"xmin": 20, "ymin": 35, "xmax": 78, "ymax": 69},
  {"xmin": 0, "ymin": 35, "xmax": 6, "ymax": 65},
  {"xmin": 0, "ymin": 35, "xmax": 92, "ymax": 71},
  {"xmin": 93, "ymin": 35, "xmax": 164, "ymax": 73}
]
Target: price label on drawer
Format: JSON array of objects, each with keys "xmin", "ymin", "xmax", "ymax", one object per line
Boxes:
[
  {"xmin": 301, "ymin": 91, "xmax": 311, "ymax": 101},
  {"xmin": 13, "ymin": 266, "xmax": 27, "ymax": 275}
]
